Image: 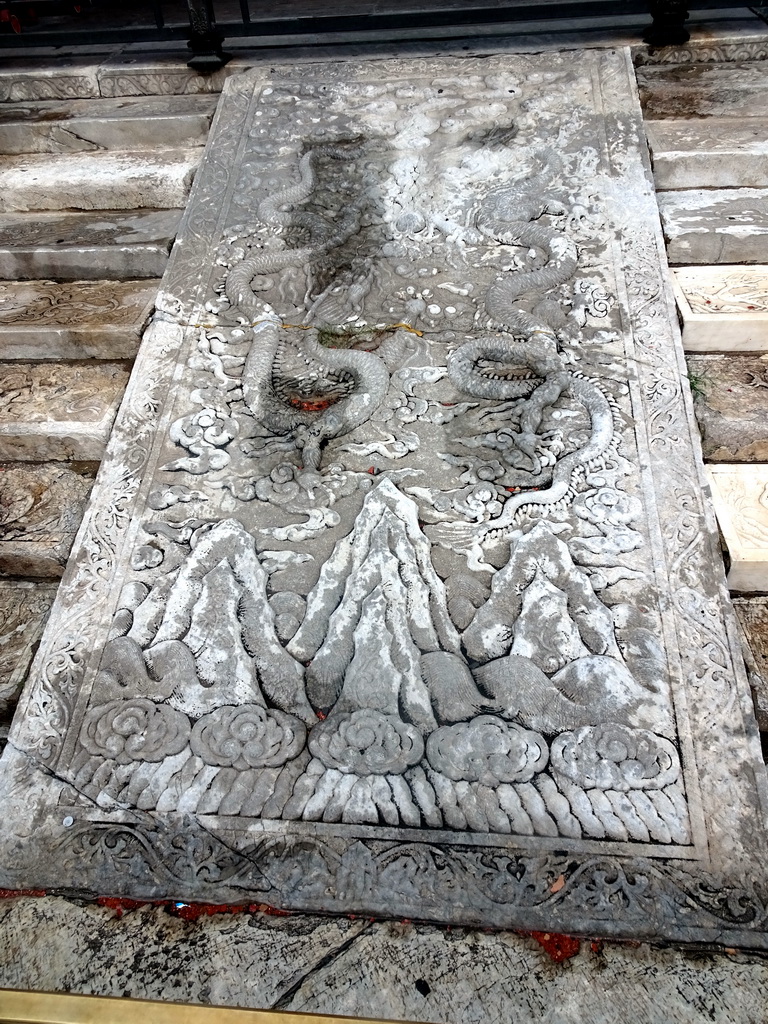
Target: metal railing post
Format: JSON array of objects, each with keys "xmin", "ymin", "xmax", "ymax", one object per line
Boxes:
[
  {"xmin": 186, "ymin": 0, "xmax": 231, "ymax": 72},
  {"xmin": 643, "ymin": 0, "xmax": 690, "ymax": 45}
]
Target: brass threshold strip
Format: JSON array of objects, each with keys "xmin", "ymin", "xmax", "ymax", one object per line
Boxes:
[{"xmin": 0, "ymin": 990, "xmax": 415, "ymax": 1024}]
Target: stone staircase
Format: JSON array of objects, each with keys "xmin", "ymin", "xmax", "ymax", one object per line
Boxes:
[
  {"xmin": 2, "ymin": 50, "xmax": 768, "ymax": 755},
  {"xmin": 0, "ymin": 84, "xmax": 216, "ymax": 742},
  {"xmin": 639, "ymin": 56, "xmax": 768, "ymax": 747}
]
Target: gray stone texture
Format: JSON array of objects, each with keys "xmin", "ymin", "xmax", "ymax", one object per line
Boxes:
[
  {"xmin": 0, "ymin": 95, "xmax": 218, "ymax": 155},
  {"xmin": 687, "ymin": 354, "xmax": 768, "ymax": 461},
  {"xmin": 1, "ymin": 48, "xmax": 765, "ymax": 949},
  {"xmin": 0, "ymin": 462, "xmax": 95, "ymax": 577},
  {"xmin": 647, "ymin": 118, "xmax": 768, "ymax": 189},
  {"xmin": 658, "ymin": 188, "xmax": 768, "ymax": 264},
  {"xmin": 0, "ymin": 210, "xmax": 182, "ymax": 280},
  {"xmin": 0, "ymin": 362, "xmax": 129, "ymax": 461},
  {"xmin": 1, "ymin": 895, "xmax": 768, "ymax": 1024},
  {"xmin": 638, "ymin": 60, "xmax": 768, "ymax": 119},
  {"xmin": 734, "ymin": 597, "xmax": 768, "ymax": 731},
  {"xmin": 0, "ymin": 151, "xmax": 201, "ymax": 213},
  {"xmin": 0, "ymin": 279, "xmax": 157, "ymax": 360},
  {"xmin": 0, "ymin": 580, "xmax": 56, "ymax": 716}
]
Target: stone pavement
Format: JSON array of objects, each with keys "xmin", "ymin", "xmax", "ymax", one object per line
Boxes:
[{"xmin": 2, "ymin": 26, "xmax": 768, "ymax": 1023}]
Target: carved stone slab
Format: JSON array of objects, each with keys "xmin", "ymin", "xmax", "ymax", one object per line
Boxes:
[
  {"xmin": 707, "ymin": 464, "xmax": 768, "ymax": 592},
  {"xmin": 0, "ymin": 581, "xmax": 56, "ymax": 742},
  {"xmin": 0, "ymin": 210, "xmax": 182, "ymax": 281},
  {"xmin": 658, "ymin": 187, "xmax": 768, "ymax": 265},
  {"xmin": 673, "ymin": 265, "xmax": 768, "ymax": 353},
  {"xmin": 0, "ymin": 279, "xmax": 156, "ymax": 360},
  {"xmin": 0, "ymin": 150, "xmax": 200, "ymax": 213},
  {"xmin": 2, "ymin": 50, "xmax": 767, "ymax": 947},
  {"xmin": 0, "ymin": 362, "xmax": 130, "ymax": 461},
  {"xmin": 0, "ymin": 95, "xmax": 218, "ymax": 155},
  {"xmin": 687, "ymin": 353, "xmax": 768, "ymax": 461},
  {"xmin": 647, "ymin": 118, "xmax": 768, "ymax": 189},
  {"xmin": 638, "ymin": 60, "xmax": 768, "ymax": 120},
  {"xmin": 0, "ymin": 463, "xmax": 94, "ymax": 577}
]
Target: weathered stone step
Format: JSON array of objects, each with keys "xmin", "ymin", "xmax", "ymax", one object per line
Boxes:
[
  {"xmin": 0, "ymin": 279, "xmax": 157, "ymax": 359},
  {"xmin": 687, "ymin": 353, "xmax": 768, "ymax": 462},
  {"xmin": 658, "ymin": 188, "xmax": 768, "ymax": 264},
  {"xmin": 0, "ymin": 579, "xmax": 56, "ymax": 720},
  {"xmin": 706, "ymin": 464, "xmax": 768, "ymax": 592},
  {"xmin": 0, "ymin": 362, "xmax": 129, "ymax": 461},
  {"xmin": 673, "ymin": 265, "xmax": 768, "ymax": 352},
  {"xmin": 638, "ymin": 61, "xmax": 768, "ymax": 120},
  {"xmin": 0, "ymin": 462, "xmax": 94, "ymax": 577},
  {"xmin": 733, "ymin": 596, "xmax": 768, "ymax": 731},
  {"xmin": 0, "ymin": 150, "xmax": 199, "ymax": 212},
  {"xmin": 0, "ymin": 95, "xmax": 218, "ymax": 155},
  {"xmin": 647, "ymin": 119, "xmax": 768, "ymax": 189},
  {"xmin": 0, "ymin": 210, "xmax": 181, "ymax": 280}
]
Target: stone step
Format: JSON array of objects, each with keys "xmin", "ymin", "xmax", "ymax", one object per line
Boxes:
[
  {"xmin": 706, "ymin": 463, "xmax": 768, "ymax": 592},
  {"xmin": 687, "ymin": 353, "xmax": 768, "ymax": 462},
  {"xmin": 0, "ymin": 150, "xmax": 200, "ymax": 212},
  {"xmin": 0, "ymin": 209, "xmax": 182, "ymax": 280},
  {"xmin": 0, "ymin": 95, "xmax": 218, "ymax": 155},
  {"xmin": 673, "ymin": 265, "xmax": 768, "ymax": 352},
  {"xmin": 647, "ymin": 119, "xmax": 768, "ymax": 189},
  {"xmin": 0, "ymin": 279, "xmax": 157, "ymax": 359},
  {"xmin": 638, "ymin": 60, "xmax": 768, "ymax": 120},
  {"xmin": 0, "ymin": 579, "xmax": 56, "ymax": 719},
  {"xmin": 0, "ymin": 462, "xmax": 94, "ymax": 577},
  {"xmin": 733, "ymin": 596, "xmax": 768, "ymax": 730},
  {"xmin": 657, "ymin": 188, "xmax": 768, "ymax": 264},
  {"xmin": 0, "ymin": 362, "xmax": 129, "ymax": 461}
]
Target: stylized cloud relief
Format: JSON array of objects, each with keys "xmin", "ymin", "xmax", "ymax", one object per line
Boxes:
[
  {"xmin": 191, "ymin": 704, "xmax": 306, "ymax": 769},
  {"xmin": 426, "ymin": 716, "xmax": 548, "ymax": 786},
  {"xmin": 550, "ymin": 724, "xmax": 680, "ymax": 791},
  {"xmin": 309, "ymin": 710, "xmax": 425, "ymax": 775},
  {"xmin": 79, "ymin": 699, "xmax": 190, "ymax": 764}
]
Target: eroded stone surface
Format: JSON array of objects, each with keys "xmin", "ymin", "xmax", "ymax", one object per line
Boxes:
[
  {"xmin": 687, "ymin": 354, "xmax": 768, "ymax": 461},
  {"xmin": 706, "ymin": 464, "xmax": 768, "ymax": 592},
  {"xmin": 0, "ymin": 362, "xmax": 129, "ymax": 461},
  {"xmin": 1, "ymin": 51, "xmax": 765, "ymax": 947},
  {"xmin": 0, "ymin": 279, "xmax": 157, "ymax": 359},
  {"xmin": 0, "ymin": 151, "xmax": 200, "ymax": 213},
  {"xmin": 2, "ymin": 896, "xmax": 768, "ymax": 1024},
  {"xmin": 97, "ymin": 54, "xmax": 237, "ymax": 99},
  {"xmin": 647, "ymin": 118, "xmax": 768, "ymax": 189},
  {"xmin": 673, "ymin": 265, "xmax": 768, "ymax": 352},
  {"xmin": 0, "ymin": 462, "xmax": 94, "ymax": 577},
  {"xmin": 638, "ymin": 60, "xmax": 768, "ymax": 119},
  {"xmin": 733, "ymin": 596, "xmax": 768, "ymax": 731},
  {"xmin": 658, "ymin": 188, "xmax": 768, "ymax": 264},
  {"xmin": 0, "ymin": 210, "xmax": 182, "ymax": 280},
  {"xmin": 0, "ymin": 581, "xmax": 56, "ymax": 716},
  {"xmin": 0, "ymin": 59, "xmax": 99, "ymax": 103},
  {"xmin": 0, "ymin": 95, "xmax": 217, "ymax": 154}
]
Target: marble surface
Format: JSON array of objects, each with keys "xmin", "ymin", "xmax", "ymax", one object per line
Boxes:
[
  {"xmin": 658, "ymin": 188, "xmax": 768, "ymax": 264},
  {"xmin": 0, "ymin": 209, "xmax": 182, "ymax": 281},
  {"xmin": 0, "ymin": 150, "xmax": 201, "ymax": 213},
  {"xmin": 647, "ymin": 118, "xmax": 768, "ymax": 189},
  {"xmin": 0, "ymin": 581, "xmax": 56, "ymax": 718},
  {"xmin": 0, "ymin": 362, "xmax": 129, "ymax": 461},
  {"xmin": 0, "ymin": 279, "xmax": 157, "ymax": 360},
  {"xmin": 0, "ymin": 95, "xmax": 217, "ymax": 155},
  {"xmin": 673, "ymin": 265, "xmax": 768, "ymax": 352},
  {"xmin": 1, "ymin": 49, "xmax": 766, "ymax": 947},
  {"xmin": 2, "ymin": 894, "xmax": 768, "ymax": 1024},
  {"xmin": 0, "ymin": 462, "xmax": 95, "ymax": 577},
  {"xmin": 687, "ymin": 353, "xmax": 768, "ymax": 461},
  {"xmin": 638, "ymin": 59, "xmax": 768, "ymax": 119},
  {"xmin": 706, "ymin": 464, "xmax": 768, "ymax": 592}
]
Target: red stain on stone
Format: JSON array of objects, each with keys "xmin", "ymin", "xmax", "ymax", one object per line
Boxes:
[
  {"xmin": 520, "ymin": 930, "xmax": 581, "ymax": 963},
  {"xmin": 0, "ymin": 888, "xmax": 46, "ymax": 899},
  {"xmin": 97, "ymin": 896, "xmax": 148, "ymax": 918}
]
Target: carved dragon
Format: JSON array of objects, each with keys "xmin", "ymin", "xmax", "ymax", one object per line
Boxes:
[
  {"xmin": 225, "ymin": 145, "xmax": 390, "ymax": 469},
  {"xmin": 439, "ymin": 148, "xmax": 614, "ymax": 541}
]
